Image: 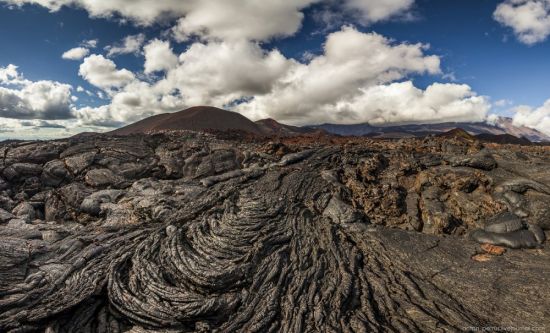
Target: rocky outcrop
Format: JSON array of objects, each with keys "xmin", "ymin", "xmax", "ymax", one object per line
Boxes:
[{"xmin": 0, "ymin": 132, "xmax": 548, "ymax": 332}]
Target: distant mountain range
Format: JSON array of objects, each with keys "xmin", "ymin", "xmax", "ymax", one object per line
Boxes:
[
  {"xmin": 110, "ymin": 106, "xmax": 550, "ymax": 143},
  {"xmin": 308, "ymin": 117, "xmax": 550, "ymax": 142}
]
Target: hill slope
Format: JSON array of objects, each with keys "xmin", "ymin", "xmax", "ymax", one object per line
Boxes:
[
  {"xmin": 255, "ymin": 118, "xmax": 317, "ymax": 136},
  {"xmin": 111, "ymin": 106, "xmax": 264, "ymax": 135}
]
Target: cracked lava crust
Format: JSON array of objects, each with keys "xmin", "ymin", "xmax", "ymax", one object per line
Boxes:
[{"xmin": 0, "ymin": 131, "xmax": 548, "ymax": 332}]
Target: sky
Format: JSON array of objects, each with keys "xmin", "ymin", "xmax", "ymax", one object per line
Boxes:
[{"xmin": 1, "ymin": 0, "xmax": 550, "ymax": 140}]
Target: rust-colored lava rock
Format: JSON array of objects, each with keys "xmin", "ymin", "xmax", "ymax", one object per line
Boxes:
[
  {"xmin": 481, "ymin": 243, "xmax": 506, "ymax": 256},
  {"xmin": 0, "ymin": 131, "xmax": 548, "ymax": 332},
  {"xmin": 471, "ymin": 253, "xmax": 494, "ymax": 262}
]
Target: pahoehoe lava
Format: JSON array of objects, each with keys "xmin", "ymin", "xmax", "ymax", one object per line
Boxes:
[{"xmin": 0, "ymin": 131, "xmax": 549, "ymax": 332}]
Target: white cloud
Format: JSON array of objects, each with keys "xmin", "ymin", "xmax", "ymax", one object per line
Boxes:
[
  {"xmin": 1, "ymin": 0, "xmax": 190, "ymax": 25},
  {"xmin": 76, "ymin": 80, "xmax": 183, "ymax": 126},
  {"xmin": 2, "ymin": 0, "xmax": 418, "ymax": 40},
  {"xmin": 19, "ymin": 120, "xmax": 67, "ymax": 128},
  {"xmin": 105, "ymin": 33, "xmax": 145, "ymax": 57},
  {"xmin": 62, "ymin": 46, "xmax": 90, "ymax": 60},
  {"xmin": 75, "ymin": 105, "xmax": 119, "ymax": 127},
  {"xmin": 327, "ymin": 81, "xmax": 489, "ymax": 125},
  {"xmin": 143, "ymin": 39, "xmax": 178, "ymax": 74},
  {"xmin": 312, "ymin": 0, "xmax": 416, "ymax": 31},
  {"xmin": 78, "ymin": 54, "xmax": 135, "ymax": 89},
  {"xmin": 161, "ymin": 40, "xmax": 292, "ymax": 107},
  {"xmin": 3, "ymin": 1, "xmax": 488, "ymax": 131},
  {"xmin": 494, "ymin": 0, "xmax": 550, "ymax": 45},
  {"xmin": 493, "ymin": 99, "xmax": 513, "ymax": 107},
  {"xmin": 344, "ymin": 0, "xmax": 414, "ymax": 24},
  {"xmin": 76, "ymin": 85, "xmax": 94, "ymax": 96},
  {"xmin": 62, "ymin": 39, "xmax": 99, "ymax": 61},
  {"xmin": 236, "ymin": 26, "xmax": 441, "ymax": 124},
  {"xmin": 0, "ymin": 0, "xmax": 322, "ymax": 37},
  {"xmin": 486, "ymin": 113, "xmax": 500, "ymax": 125},
  {"xmin": 172, "ymin": 0, "xmax": 319, "ymax": 42},
  {"xmin": 0, "ymin": 117, "xmax": 89, "ymax": 141},
  {"xmin": 0, "ymin": 117, "xmax": 32, "ymax": 133},
  {"xmin": 2, "ymin": 0, "xmax": 417, "ymax": 44},
  {"xmin": 73, "ymin": 27, "xmax": 486, "ymax": 129},
  {"xmin": 75, "ymin": 39, "xmax": 293, "ymax": 126},
  {"xmin": 512, "ymin": 100, "xmax": 550, "ymax": 135},
  {"xmin": 82, "ymin": 39, "xmax": 98, "ymax": 48},
  {"xmin": 0, "ymin": 65, "xmax": 74, "ymax": 120},
  {"xmin": 0, "ymin": 64, "xmax": 21, "ymax": 83},
  {"xmin": 1, "ymin": 0, "xmax": 327, "ymax": 42}
]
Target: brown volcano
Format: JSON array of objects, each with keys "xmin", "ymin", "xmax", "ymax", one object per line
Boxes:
[{"xmin": 110, "ymin": 106, "xmax": 264, "ymax": 135}]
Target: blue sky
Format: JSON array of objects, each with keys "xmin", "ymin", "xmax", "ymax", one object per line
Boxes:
[{"xmin": 1, "ymin": 0, "xmax": 550, "ymax": 139}]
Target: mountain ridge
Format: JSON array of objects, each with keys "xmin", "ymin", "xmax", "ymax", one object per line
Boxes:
[
  {"xmin": 109, "ymin": 106, "xmax": 550, "ymax": 142},
  {"xmin": 308, "ymin": 117, "xmax": 550, "ymax": 142}
]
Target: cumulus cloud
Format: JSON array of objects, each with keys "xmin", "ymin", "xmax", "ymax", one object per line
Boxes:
[
  {"xmin": 0, "ymin": 117, "xmax": 28, "ymax": 133},
  {"xmin": 0, "ymin": 65, "xmax": 74, "ymax": 120},
  {"xmin": 75, "ymin": 39, "xmax": 293, "ymax": 126},
  {"xmin": 512, "ymin": 100, "xmax": 550, "ymax": 135},
  {"xmin": 1, "ymin": 0, "xmax": 190, "ymax": 25},
  {"xmin": 312, "ymin": 0, "xmax": 416, "ymax": 32},
  {"xmin": 1, "ymin": 0, "xmax": 323, "ymax": 37},
  {"xmin": 78, "ymin": 54, "xmax": 135, "ymax": 89},
  {"xmin": 344, "ymin": 0, "xmax": 414, "ymax": 24},
  {"xmin": 171, "ymin": 0, "xmax": 319, "ymax": 42},
  {"xmin": 62, "ymin": 40, "xmax": 99, "ymax": 61},
  {"xmin": 486, "ymin": 113, "xmax": 500, "ymax": 125},
  {"xmin": 161, "ymin": 40, "xmax": 292, "ymax": 104},
  {"xmin": 328, "ymin": 81, "xmax": 489, "ymax": 125},
  {"xmin": 105, "ymin": 33, "xmax": 145, "ymax": 57},
  {"xmin": 4, "ymin": 1, "xmax": 488, "ymax": 131},
  {"xmin": 2, "ymin": 0, "xmax": 325, "ymax": 42},
  {"xmin": 0, "ymin": 117, "xmax": 81, "ymax": 140},
  {"xmin": 494, "ymin": 0, "xmax": 550, "ymax": 44},
  {"xmin": 2, "ymin": 0, "xmax": 418, "ymax": 41},
  {"xmin": 20, "ymin": 120, "xmax": 67, "ymax": 128},
  {"xmin": 73, "ymin": 27, "xmax": 488, "ymax": 128},
  {"xmin": 62, "ymin": 47, "xmax": 90, "ymax": 60},
  {"xmin": 0, "ymin": 64, "xmax": 21, "ymax": 83},
  {"xmin": 237, "ymin": 26, "xmax": 441, "ymax": 124},
  {"xmin": 143, "ymin": 39, "xmax": 178, "ymax": 74},
  {"xmin": 75, "ymin": 105, "xmax": 124, "ymax": 127},
  {"xmin": 82, "ymin": 39, "xmax": 98, "ymax": 48}
]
